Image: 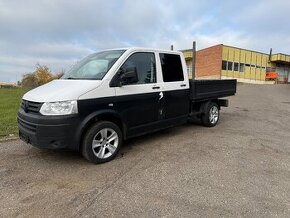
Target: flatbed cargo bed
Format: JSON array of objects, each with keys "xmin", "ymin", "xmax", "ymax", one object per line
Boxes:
[{"xmin": 189, "ymin": 79, "xmax": 237, "ymax": 101}]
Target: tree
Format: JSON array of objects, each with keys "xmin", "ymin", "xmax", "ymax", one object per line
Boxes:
[
  {"xmin": 21, "ymin": 73, "xmax": 38, "ymax": 87},
  {"xmin": 35, "ymin": 63, "xmax": 54, "ymax": 85},
  {"xmin": 54, "ymin": 70, "xmax": 65, "ymax": 79},
  {"xmin": 21, "ymin": 64, "xmax": 62, "ymax": 87}
]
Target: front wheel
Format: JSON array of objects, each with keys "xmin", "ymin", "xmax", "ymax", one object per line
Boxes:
[
  {"xmin": 81, "ymin": 121, "xmax": 122, "ymax": 164},
  {"xmin": 201, "ymin": 102, "xmax": 219, "ymax": 127}
]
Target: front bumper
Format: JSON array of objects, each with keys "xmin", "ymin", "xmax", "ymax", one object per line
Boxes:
[{"xmin": 18, "ymin": 108, "xmax": 80, "ymax": 150}]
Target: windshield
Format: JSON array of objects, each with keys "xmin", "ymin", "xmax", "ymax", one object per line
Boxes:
[{"xmin": 62, "ymin": 50, "xmax": 126, "ymax": 80}]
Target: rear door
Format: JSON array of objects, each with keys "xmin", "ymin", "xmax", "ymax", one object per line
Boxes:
[
  {"xmin": 158, "ymin": 53, "xmax": 190, "ymax": 120},
  {"xmin": 114, "ymin": 52, "xmax": 162, "ymax": 135}
]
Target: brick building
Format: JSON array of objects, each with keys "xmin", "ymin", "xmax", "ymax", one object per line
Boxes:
[{"xmin": 182, "ymin": 44, "xmax": 290, "ymax": 84}]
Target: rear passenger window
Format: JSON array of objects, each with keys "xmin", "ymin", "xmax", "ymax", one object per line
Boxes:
[{"xmin": 159, "ymin": 53, "xmax": 184, "ymax": 82}]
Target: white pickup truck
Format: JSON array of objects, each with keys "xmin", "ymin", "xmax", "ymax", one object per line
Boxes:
[{"xmin": 18, "ymin": 48, "xmax": 236, "ymax": 163}]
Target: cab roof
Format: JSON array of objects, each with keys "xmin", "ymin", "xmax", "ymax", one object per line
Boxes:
[{"xmin": 102, "ymin": 47, "xmax": 183, "ymax": 55}]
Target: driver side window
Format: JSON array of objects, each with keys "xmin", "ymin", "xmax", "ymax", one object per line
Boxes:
[{"xmin": 120, "ymin": 52, "xmax": 156, "ymax": 85}]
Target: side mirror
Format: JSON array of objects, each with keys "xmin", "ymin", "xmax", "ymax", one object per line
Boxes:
[
  {"xmin": 120, "ymin": 67, "xmax": 138, "ymax": 85},
  {"xmin": 109, "ymin": 67, "xmax": 139, "ymax": 87}
]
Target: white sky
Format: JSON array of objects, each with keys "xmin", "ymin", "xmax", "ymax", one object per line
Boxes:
[{"xmin": 1, "ymin": 0, "xmax": 290, "ymax": 82}]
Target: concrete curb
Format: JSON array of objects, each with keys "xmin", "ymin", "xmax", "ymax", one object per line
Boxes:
[{"xmin": 0, "ymin": 136, "xmax": 19, "ymax": 142}]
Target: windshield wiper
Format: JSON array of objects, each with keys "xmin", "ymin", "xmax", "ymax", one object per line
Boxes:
[
  {"xmin": 64, "ymin": 77, "xmax": 101, "ymax": 80},
  {"xmin": 65, "ymin": 77, "xmax": 82, "ymax": 80}
]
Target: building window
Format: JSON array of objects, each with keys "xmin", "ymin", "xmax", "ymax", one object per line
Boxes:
[
  {"xmin": 234, "ymin": 62, "xmax": 239, "ymax": 71},
  {"xmin": 187, "ymin": 66, "xmax": 192, "ymax": 74},
  {"xmin": 239, "ymin": 63, "xmax": 245, "ymax": 72},
  {"xmin": 267, "ymin": 67, "xmax": 275, "ymax": 72},
  {"xmin": 227, "ymin": 61, "xmax": 233, "ymax": 71},
  {"xmin": 245, "ymin": 64, "xmax": 250, "ymax": 67},
  {"xmin": 222, "ymin": 61, "xmax": 227, "ymax": 70}
]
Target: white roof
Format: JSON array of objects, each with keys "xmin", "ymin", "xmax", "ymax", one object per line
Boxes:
[{"xmin": 101, "ymin": 47, "xmax": 183, "ymax": 55}]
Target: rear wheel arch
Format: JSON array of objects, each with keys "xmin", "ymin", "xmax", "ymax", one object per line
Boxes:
[{"xmin": 199, "ymin": 100, "xmax": 220, "ymax": 113}]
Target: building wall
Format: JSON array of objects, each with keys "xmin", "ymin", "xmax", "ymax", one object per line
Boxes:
[
  {"xmin": 183, "ymin": 45, "xmax": 222, "ymax": 79},
  {"xmin": 196, "ymin": 45, "xmax": 222, "ymax": 79},
  {"xmin": 221, "ymin": 45, "xmax": 271, "ymax": 81},
  {"xmin": 0, "ymin": 82, "xmax": 17, "ymax": 88},
  {"xmin": 183, "ymin": 44, "xmax": 290, "ymax": 83}
]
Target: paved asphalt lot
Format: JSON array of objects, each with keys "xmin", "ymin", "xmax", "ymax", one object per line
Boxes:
[{"xmin": 1, "ymin": 84, "xmax": 290, "ymax": 217}]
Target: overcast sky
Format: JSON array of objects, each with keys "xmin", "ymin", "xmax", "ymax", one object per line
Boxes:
[{"xmin": 1, "ymin": 0, "xmax": 290, "ymax": 82}]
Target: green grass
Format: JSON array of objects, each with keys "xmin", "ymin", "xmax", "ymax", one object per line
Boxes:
[{"xmin": 0, "ymin": 87, "xmax": 30, "ymax": 138}]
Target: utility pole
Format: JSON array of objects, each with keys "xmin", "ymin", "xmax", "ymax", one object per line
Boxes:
[
  {"xmin": 268, "ymin": 48, "xmax": 272, "ymax": 63},
  {"xmin": 192, "ymin": 41, "xmax": 196, "ymax": 80}
]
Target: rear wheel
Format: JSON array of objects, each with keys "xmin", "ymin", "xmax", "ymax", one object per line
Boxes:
[
  {"xmin": 81, "ymin": 121, "xmax": 122, "ymax": 164},
  {"xmin": 201, "ymin": 102, "xmax": 219, "ymax": 127}
]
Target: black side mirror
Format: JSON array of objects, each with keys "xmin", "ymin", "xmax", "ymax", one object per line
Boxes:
[
  {"xmin": 120, "ymin": 67, "xmax": 138, "ymax": 85},
  {"xmin": 109, "ymin": 67, "xmax": 139, "ymax": 87}
]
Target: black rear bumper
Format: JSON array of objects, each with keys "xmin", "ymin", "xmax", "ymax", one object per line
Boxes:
[{"xmin": 18, "ymin": 109, "xmax": 80, "ymax": 150}]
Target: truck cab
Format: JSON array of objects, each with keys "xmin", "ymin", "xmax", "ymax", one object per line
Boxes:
[{"xmin": 18, "ymin": 48, "xmax": 236, "ymax": 163}]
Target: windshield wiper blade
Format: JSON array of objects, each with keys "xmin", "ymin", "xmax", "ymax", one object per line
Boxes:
[
  {"xmin": 65, "ymin": 77, "xmax": 100, "ymax": 80},
  {"xmin": 65, "ymin": 77, "xmax": 81, "ymax": 80}
]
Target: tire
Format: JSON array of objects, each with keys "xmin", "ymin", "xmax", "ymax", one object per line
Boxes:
[
  {"xmin": 201, "ymin": 102, "xmax": 219, "ymax": 127},
  {"xmin": 81, "ymin": 121, "xmax": 123, "ymax": 164}
]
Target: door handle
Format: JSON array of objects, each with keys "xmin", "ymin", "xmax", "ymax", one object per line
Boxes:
[
  {"xmin": 180, "ymin": 84, "xmax": 186, "ymax": 87},
  {"xmin": 152, "ymin": 86, "xmax": 160, "ymax": 90}
]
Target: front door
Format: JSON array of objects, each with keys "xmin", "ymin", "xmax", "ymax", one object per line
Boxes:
[{"xmin": 114, "ymin": 52, "xmax": 161, "ymax": 136}]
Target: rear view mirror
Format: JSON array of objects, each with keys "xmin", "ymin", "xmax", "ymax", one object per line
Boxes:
[
  {"xmin": 120, "ymin": 67, "xmax": 138, "ymax": 85},
  {"xmin": 109, "ymin": 67, "xmax": 139, "ymax": 87}
]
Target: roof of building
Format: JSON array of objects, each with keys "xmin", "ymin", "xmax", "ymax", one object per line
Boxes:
[{"xmin": 181, "ymin": 44, "xmax": 290, "ymax": 64}]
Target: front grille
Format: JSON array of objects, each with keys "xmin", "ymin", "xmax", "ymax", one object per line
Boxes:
[
  {"xmin": 21, "ymin": 100, "xmax": 42, "ymax": 114},
  {"xmin": 18, "ymin": 118, "xmax": 37, "ymax": 133}
]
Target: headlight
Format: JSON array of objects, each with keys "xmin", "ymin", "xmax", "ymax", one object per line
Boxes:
[{"xmin": 40, "ymin": 101, "xmax": 78, "ymax": 116}]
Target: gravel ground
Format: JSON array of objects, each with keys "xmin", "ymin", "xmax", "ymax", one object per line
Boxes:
[{"xmin": 0, "ymin": 84, "xmax": 290, "ymax": 218}]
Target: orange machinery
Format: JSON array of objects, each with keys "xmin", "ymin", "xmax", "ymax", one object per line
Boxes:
[{"xmin": 265, "ymin": 72, "xmax": 278, "ymax": 80}]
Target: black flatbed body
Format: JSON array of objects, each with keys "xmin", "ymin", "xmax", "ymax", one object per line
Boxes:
[{"xmin": 189, "ymin": 79, "xmax": 237, "ymax": 101}]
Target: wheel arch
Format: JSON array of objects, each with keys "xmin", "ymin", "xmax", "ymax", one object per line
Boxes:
[
  {"xmin": 76, "ymin": 110, "xmax": 126, "ymax": 151},
  {"xmin": 200, "ymin": 100, "xmax": 219, "ymax": 114}
]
